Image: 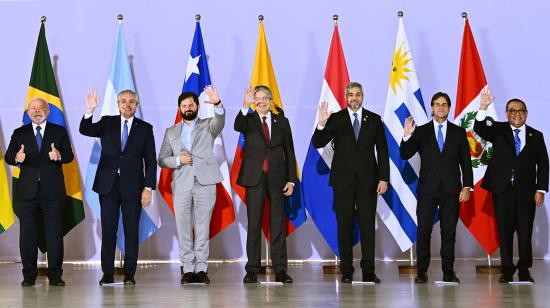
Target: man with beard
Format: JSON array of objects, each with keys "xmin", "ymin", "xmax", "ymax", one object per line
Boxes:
[
  {"xmin": 312, "ymin": 82, "xmax": 389, "ymax": 283},
  {"xmin": 158, "ymin": 87, "xmax": 225, "ymax": 284},
  {"xmin": 80, "ymin": 89, "xmax": 157, "ymax": 285},
  {"xmin": 5, "ymin": 97, "xmax": 74, "ymax": 287}
]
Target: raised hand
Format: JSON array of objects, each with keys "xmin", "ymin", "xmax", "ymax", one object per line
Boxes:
[
  {"xmin": 85, "ymin": 88, "xmax": 100, "ymax": 114},
  {"xmin": 243, "ymin": 86, "xmax": 255, "ymax": 110},
  {"xmin": 48, "ymin": 143, "xmax": 61, "ymax": 161},
  {"xmin": 404, "ymin": 116, "xmax": 416, "ymax": 137},
  {"xmin": 480, "ymin": 87, "xmax": 494, "ymax": 110},
  {"xmin": 318, "ymin": 101, "xmax": 332, "ymax": 126},
  {"xmin": 204, "ymin": 85, "xmax": 221, "ymax": 105},
  {"xmin": 16, "ymin": 144, "xmax": 26, "ymax": 163}
]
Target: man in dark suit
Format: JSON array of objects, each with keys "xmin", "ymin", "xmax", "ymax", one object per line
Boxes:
[
  {"xmin": 5, "ymin": 97, "xmax": 74, "ymax": 287},
  {"xmin": 80, "ymin": 89, "xmax": 157, "ymax": 285},
  {"xmin": 400, "ymin": 92, "xmax": 473, "ymax": 283},
  {"xmin": 474, "ymin": 88, "xmax": 548, "ymax": 283},
  {"xmin": 312, "ymin": 82, "xmax": 389, "ymax": 283},
  {"xmin": 235, "ymin": 85, "xmax": 297, "ymax": 284}
]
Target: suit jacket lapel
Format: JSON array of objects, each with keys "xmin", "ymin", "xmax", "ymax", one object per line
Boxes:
[
  {"xmin": 25, "ymin": 125, "xmax": 40, "ymax": 154},
  {"xmin": 520, "ymin": 125, "xmax": 534, "ymax": 156},
  {"xmin": 41, "ymin": 123, "xmax": 51, "ymax": 154},
  {"xmin": 504, "ymin": 124, "xmax": 517, "ymax": 155},
  {"xmin": 270, "ymin": 114, "xmax": 281, "ymax": 145},
  {"xmin": 124, "ymin": 118, "xmax": 139, "ymax": 153},
  {"xmin": 429, "ymin": 120, "xmax": 441, "ymax": 154},
  {"xmin": 116, "ymin": 116, "xmax": 122, "ymax": 153},
  {"xmin": 357, "ymin": 108, "xmax": 369, "ymax": 142}
]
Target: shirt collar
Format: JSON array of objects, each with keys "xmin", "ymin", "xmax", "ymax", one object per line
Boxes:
[
  {"xmin": 347, "ymin": 107, "xmax": 362, "ymax": 119},
  {"xmin": 258, "ymin": 111, "xmax": 271, "ymax": 121},
  {"xmin": 32, "ymin": 121, "xmax": 47, "ymax": 132},
  {"xmin": 510, "ymin": 124, "xmax": 526, "ymax": 132},
  {"xmin": 433, "ymin": 119, "xmax": 448, "ymax": 129}
]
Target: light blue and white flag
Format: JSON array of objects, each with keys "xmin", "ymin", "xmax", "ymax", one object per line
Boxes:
[
  {"xmin": 377, "ymin": 17, "xmax": 428, "ymax": 251},
  {"xmin": 84, "ymin": 20, "xmax": 161, "ymax": 252}
]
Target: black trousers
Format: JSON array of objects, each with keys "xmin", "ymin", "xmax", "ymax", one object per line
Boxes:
[
  {"xmin": 493, "ymin": 185, "xmax": 536, "ymax": 276},
  {"xmin": 99, "ymin": 176, "xmax": 142, "ymax": 277},
  {"xmin": 245, "ymin": 172, "xmax": 287, "ymax": 274},
  {"xmin": 416, "ymin": 190, "xmax": 459, "ymax": 274},
  {"xmin": 333, "ymin": 180, "xmax": 377, "ymax": 275},
  {"xmin": 18, "ymin": 183, "xmax": 64, "ymax": 282}
]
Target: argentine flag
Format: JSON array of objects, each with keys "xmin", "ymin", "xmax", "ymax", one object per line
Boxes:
[
  {"xmin": 377, "ymin": 17, "xmax": 428, "ymax": 251},
  {"xmin": 84, "ymin": 20, "xmax": 161, "ymax": 252}
]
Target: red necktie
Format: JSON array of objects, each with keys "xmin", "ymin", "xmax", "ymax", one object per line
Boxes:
[{"xmin": 262, "ymin": 116, "xmax": 270, "ymax": 173}]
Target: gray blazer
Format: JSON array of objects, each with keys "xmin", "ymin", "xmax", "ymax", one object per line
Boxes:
[{"xmin": 158, "ymin": 110, "xmax": 225, "ymax": 193}]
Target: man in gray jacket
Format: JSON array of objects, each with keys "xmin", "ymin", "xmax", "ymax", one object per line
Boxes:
[{"xmin": 158, "ymin": 86, "xmax": 225, "ymax": 284}]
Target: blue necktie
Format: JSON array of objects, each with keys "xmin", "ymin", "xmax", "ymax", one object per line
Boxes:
[
  {"xmin": 437, "ymin": 124, "xmax": 444, "ymax": 152},
  {"xmin": 121, "ymin": 119, "xmax": 128, "ymax": 151},
  {"xmin": 35, "ymin": 126, "xmax": 43, "ymax": 151},
  {"xmin": 514, "ymin": 128, "xmax": 521, "ymax": 156},
  {"xmin": 353, "ymin": 113, "xmax": 360, "ymax": 140}
]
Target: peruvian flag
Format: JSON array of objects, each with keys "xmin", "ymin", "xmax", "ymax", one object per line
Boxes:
[{"xmin": 454, "ymin": 17, "xmax": 499, "ymax": 254}]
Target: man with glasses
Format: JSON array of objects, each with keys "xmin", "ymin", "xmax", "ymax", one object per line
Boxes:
[
  {"xmin": 474, "ymin": 88, "xmax": 548, "ymax": 283},
  {"xmin": 400, "ymin": 92, "xmax": 473, "ymax": 283},
  {"xmin": 235, "ymin": 85, "xmax": 297, "ymax": 284},
  {"xmin": 80, "ymin": 89, "xmax": 157, "ymax": 286}
]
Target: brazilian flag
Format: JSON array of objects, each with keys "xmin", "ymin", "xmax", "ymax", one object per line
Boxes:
[{"xmin": 12, "ymin": 19, "xmax": 85, "ymax": 252}]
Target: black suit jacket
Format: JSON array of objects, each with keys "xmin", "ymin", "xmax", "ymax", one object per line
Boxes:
[
  {"xmin": 234, "ymin": 111, "xmax": 297, "ymax": 187},
  {"xmin": 79, "ymin": 115, "xmax": 157, "ymax": 199},
  {"xmin": 311, "ymin": 108, "xmax": 389, "ymax": 190},
  {"xmin": 5, "ymin": 122, "xmax": 74, "ymax": 201},
  {"xmin": 400, "ymin": 120, "xmax": 473, "ymax": 194},
  {"xmin": 474, "ymin": 119, "xmax": 549, "ymax": 194}
]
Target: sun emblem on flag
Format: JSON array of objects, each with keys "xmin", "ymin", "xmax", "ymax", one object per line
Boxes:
[
  {"xmin": 458, "ymin": 111, "xmax": 494, "ymax": 168},
  {"xmin": 389, "ymin": 42, "xmax": 413, "ymax": 94}
]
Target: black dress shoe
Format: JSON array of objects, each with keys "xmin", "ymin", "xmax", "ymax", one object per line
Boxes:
[
  {"xmin": 275, "ymin": 271, "xmax": 293, "ymax": 283},
  {"xmin": 49, "ymin": 278, "xmax": 66, "ymax": 286},
  {"xmin": 195, "ymin": 271, "xmax": 211, "ymax": 284},
  {"xmin": 363, "ymin": 272, "xmax": 381, "ymax": 283},
  {"xmin": 124, "ymin": 275, "xmax": 136, "ymax": 285},
  {"xmin": 99, "ymin": 274, "xmax": 114, "ymax": 285},
  {"xmin": 21, "ymin": 280, "xmax": 35, "ymax": 287},
  {"xmin": 518, "ymin": 270, "xmax": 534, "ymax": 283},
  {"xmin": 243, "ymin": 273, "xmax": 257, "ymax": 283},
  {"xmin": 181, "ymin": 272, "xmax": 196, "ymax": 284},
  {"xmin": 442, "ymin": 272, "xmax": 460, "ymax": 283},
  {"xmin": 499, "ymin": 275, "xmax": 513, "ymax": 283},
  {"xmin": 415, "ymin": 272, "xmax": 428, "ymax": 283},
  {"xmin": 341, "ymin": 273, "xmax": 353, "ymax": 283}
]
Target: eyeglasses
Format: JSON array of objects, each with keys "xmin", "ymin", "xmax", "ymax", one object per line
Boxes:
[{"xmin": 506, "ymin": 109, "xmax": 526, "ymax": 115}]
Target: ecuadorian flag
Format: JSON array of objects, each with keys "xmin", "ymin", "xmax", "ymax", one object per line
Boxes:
[{"xmin": 12, "ymin": 20, "xmax": 85, "ymax": 252}]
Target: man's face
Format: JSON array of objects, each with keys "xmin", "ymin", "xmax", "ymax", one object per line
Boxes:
[
  {"xmin": 179, "ymin": 97, "xmax": 199, "ymax": 121},
  {"xmin": 431, "ymin": 96, "xmax": 450, "ymax": 122},
  {"xmin": 345, "ymin": 87, "xmax": 363, "ymax": 111},
  {"xmin": 254, "ymin": 91, "xmax": 271, "ymax": 115},
  {"xmin": 27, "ymin": 99, "xmax": 49, "ymax": 124},
  {"xmin": 118, "ymin": 92, "xmax": 139, "ymax": 118},
  {"xmin": 506, "ymin": 101, "xmax": 528, "ymax": 128}
]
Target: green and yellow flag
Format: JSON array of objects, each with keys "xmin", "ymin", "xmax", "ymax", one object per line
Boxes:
[
  {"xmin": 0, "ymin": 147, "xmax": 15, "ymax": 233},
  {"xmin": 12, "ymin": 19, "xmax": 85, "ymax": 252}
]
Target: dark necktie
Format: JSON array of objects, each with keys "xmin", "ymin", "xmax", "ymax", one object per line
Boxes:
[
  {"xmin": 121, "ymin": 119, "xmax": 128, "ymax": 151},
  {"xmin": 353, "ymin": 113, "xmax": 360, "ymax": 140},
  {"xmin": 437, "ymin": 124, "xmax": 444, "ymax": 152},
  {"xmin": 35, "ymin": 126, "xmax": 43, "ymax": 151},
  {"xmin": 262, "ymin": 116, "xmax": 270, "ymax": 173},
  {"xmin": 514, "ymin": 128, "xmax": 521, "ymax": 156}
]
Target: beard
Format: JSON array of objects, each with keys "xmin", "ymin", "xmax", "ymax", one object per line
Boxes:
[{"xmin": 181, "ymin": 110, "xmax": 198, "ymax": 121}]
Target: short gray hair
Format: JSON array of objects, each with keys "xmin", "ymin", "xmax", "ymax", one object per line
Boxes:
[
  {"xmin": 27, "ymin": 97, "xmax": 49, "ymax": 110},
  {"xmin": 117, "ymin": 89, "xmax": 139, "ymax": 104},
  {"xmin": 345, "ymin": 82, "xmax": 363, "ymax": 96},
  {"xmin": 253, "ymin": 85, "xmax": 273, "ymax": 100}
]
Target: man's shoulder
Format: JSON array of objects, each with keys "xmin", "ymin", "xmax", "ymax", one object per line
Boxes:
[
  {"xmin": 135, "ymin": 117, "xmax": 153, "ymax": 130},
  {"xmin": 46, "ymin": 122, "xmax": 68, "ymax": 134},
  {"xmin": 526, "ymin": 125, "xmax": 544, "ymax": 138},
  {"xmin": 14, "ymin": 123, "xmax": 32, "ymax": 134}
]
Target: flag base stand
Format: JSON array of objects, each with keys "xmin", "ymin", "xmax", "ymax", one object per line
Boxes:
[
  {"xmin": 475, "ymin": 265, "xmax": 501, "ymax": 274},
  {"xmin": 323, "ymin": 265, "xmax": 341, "ymax": 274},
  {"xmin": 258, "ymin": 265, "xmax": 276, "ymax": 275},
  {"xmin": 398, "ymin": 265, "xmax": 417, "ymax": 274}
]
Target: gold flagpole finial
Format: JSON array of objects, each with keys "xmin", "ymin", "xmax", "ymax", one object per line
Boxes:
[
  {"xmin": 462, "ymin": 12, "xmax": 468, "ymax": 19},
  {"xmin": 333, "ymin": 14, "xmax": 338, "ymax": 26},
  {"xmin": 258, "ymin": 15, "xmax": 264, "ymax": 23},
  {"xmin": 117, "ymin": 14, "xmax": 123, "ymax": 22},
  {"xmin": 41, "ymin": 16, "xmax": 47, "ymax": 23},
  {"xmin": 195, "ymin": 14, "xmax": 201, "ymax": 21}
]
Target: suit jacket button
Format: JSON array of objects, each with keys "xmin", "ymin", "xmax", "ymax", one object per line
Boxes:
[{"xmin": 120, "ymin": 155, "xmax": 124, "ymax": 159}]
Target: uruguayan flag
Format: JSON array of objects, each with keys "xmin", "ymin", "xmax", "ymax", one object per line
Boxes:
[
  {"xmin": 377, "ymin": 17, "xmax": 428, "ymax": 251},
  {"xmin": 84, "ymin": 20, "xmax": 161, "ymax": 252}
]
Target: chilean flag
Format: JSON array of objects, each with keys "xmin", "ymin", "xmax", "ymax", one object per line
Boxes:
[{"xmin": 157, "ymin": 20, "xmax": 235, "ymax": 238}]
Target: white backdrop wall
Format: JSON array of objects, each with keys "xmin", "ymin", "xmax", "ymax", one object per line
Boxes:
[{"xmin": 0, "ymin": 0, "xmax": 549, "ymax": 261}]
